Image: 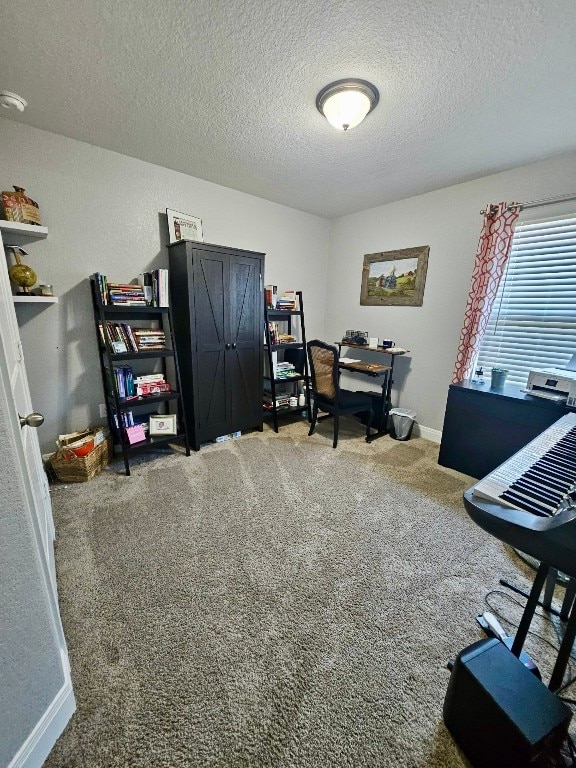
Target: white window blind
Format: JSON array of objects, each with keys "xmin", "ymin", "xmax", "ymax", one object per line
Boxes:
[{"xmin": 476, "ymin": 214, "xmax": 576, "ymax": 386}]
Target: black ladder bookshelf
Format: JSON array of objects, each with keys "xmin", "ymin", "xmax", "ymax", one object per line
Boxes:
[
  {"xmin": 90, "ymin": 276, "xmax": 190, "ymax": 476},
  {"xmin": 264, "ymin": 290, "xmax": 311, "ymax": 432}
]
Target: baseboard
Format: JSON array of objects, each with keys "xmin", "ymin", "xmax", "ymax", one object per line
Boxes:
[
  {"xmin": 8, "ymin": 651, "xmax": 75, "ymax": 768},
  {"xmin": 414, "ymin": 424, "xmax": 442, "ymax": 443}
]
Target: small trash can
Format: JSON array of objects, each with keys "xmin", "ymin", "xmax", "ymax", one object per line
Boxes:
[{"xmin": 389, "ymin": 408, "xmax": 416, "ymax": 441}]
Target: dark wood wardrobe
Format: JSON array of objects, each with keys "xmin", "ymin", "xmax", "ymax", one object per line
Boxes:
[{"xmin": 168, "ymin": 240, "xmax": 265, "ymax": 450}]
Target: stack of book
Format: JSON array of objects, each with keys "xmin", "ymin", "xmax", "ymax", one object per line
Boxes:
[
  {"xmin": 276, "ymin": 291, "xmax": 297, "ymax": 311},
  {"xmin": 134, "ymin": 373, "xmax": 171, "ymax": 397},
  {"xmin": 132, "ymin": 329, "xmax": 166, "ymax": 351},
  {"xmin": 275, "ymin": 361, "xmax": 297, "ymax": 380},
  {"xmin": 107, "ymin": 282, "xmax": 147, "ymax": 305}
]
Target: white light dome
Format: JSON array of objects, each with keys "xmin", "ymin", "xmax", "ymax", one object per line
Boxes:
[
  {"xmin": 0, "ymin": 91, "xmax": 27, "ymax": 112},
  {"xmin": 322, "ymin": 90, "xmax": 372, "ymax": 131},
  {"xmin": 316, "ymin": 79, "xmax": 379, "ymax": 131}
]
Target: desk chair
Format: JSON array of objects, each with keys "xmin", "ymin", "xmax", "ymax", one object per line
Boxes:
[{"xmin": 307, "ymin": 340, "xmax": 373, "ymax": 448}]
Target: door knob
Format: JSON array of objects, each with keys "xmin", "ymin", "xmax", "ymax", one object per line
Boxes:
[
  {"xmin": 225, "ymin": 343, "xmax": 231, "ymax": 350},
  {"xmin": 231, "ymin": 343, "xmax": 237, "ymax": 349},
  {"xmin": 19, "ymin": 412, "xmax": 44, "ymax": 429}
]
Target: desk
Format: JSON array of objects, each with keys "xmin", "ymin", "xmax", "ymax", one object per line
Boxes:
[{"xmin": 336, "ymin": 342, "xmax": 409, "ymax": 442}]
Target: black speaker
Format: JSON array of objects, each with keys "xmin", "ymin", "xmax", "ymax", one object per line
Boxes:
[{"xmin": 444, "ymin": 638, "xmax": 571, "ymax": 768}]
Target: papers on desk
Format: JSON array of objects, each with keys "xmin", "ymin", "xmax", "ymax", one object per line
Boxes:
[{"xmin": 339, "ymin": 357, "xmax": 361, "ymax": 364}]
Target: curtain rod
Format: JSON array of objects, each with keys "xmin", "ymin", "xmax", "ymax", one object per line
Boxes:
[{"xmin": 480, "ymin": 192, "xmax": 576, "ymax": 215}]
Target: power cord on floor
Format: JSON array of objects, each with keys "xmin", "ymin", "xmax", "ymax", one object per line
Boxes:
[{"xmin": 484, "ymin": 589, "xmax": 576, "ymax": 688}]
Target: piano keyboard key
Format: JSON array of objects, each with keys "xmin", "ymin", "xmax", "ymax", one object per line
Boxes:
[{"xmin": 473, "ymin": 413, "xmax": 576, "ymax": 514}]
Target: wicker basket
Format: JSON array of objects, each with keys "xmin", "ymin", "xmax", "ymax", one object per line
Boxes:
[{"xmin": 51, "ymin": 436, "xmax": 112, "ymax": 483}]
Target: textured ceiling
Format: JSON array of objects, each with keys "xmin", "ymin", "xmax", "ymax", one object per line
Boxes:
[{"xmin": 1, "ymin": 0, "xmax": 576, "ymax": 218}]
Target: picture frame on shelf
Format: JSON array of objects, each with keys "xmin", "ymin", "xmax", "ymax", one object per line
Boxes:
[
  {"xmin": 149, "ymin": 413, "xmax": 177, "ymax": 436},
  {"xmin": 360, "ymin": 245, "xmax": 429, "ymax": 307},
  {"xmin": 166, "ymin": 208, "xmax": 203, "ymax": 245}
]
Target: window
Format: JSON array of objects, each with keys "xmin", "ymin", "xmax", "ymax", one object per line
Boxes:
[{"xmin": 476, "ymin": 213, "xmax": 576, "ymax": 386}]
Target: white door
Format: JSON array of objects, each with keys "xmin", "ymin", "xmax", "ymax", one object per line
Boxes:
[
  {"xmin": 0, "ymin": 227, "xmax": 74, "ymax": 767},
  {"xmin": 0, "ymin": 232, "xmax": 57, "ymax": 592}
]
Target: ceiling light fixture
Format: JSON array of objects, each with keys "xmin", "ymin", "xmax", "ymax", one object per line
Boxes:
[
  {"xmin": 316, "ymin": 79, "xmax": 379, "ymax": 131},
  {"xmin": 0, "ymin": 91, "xmax": 27, "ymax": 112}
]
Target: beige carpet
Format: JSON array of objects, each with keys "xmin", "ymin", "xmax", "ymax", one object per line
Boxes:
[{"xmin": 46, "ymin": 418, "xmax": 575, "ymax": 767}]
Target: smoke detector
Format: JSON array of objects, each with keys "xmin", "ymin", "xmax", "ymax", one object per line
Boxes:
[{"xmin": 0, "ymin": 91, "xmax": 27, "ymax": 112}]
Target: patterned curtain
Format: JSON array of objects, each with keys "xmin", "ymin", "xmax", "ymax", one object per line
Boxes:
[{"xmin": 452, "ymin": 202, "xmax": 520, "ymax": 383}]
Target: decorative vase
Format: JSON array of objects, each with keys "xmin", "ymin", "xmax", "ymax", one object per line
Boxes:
[
  {"xmin": 7, "ymin": 246, "xmax": 37, "ymax": 294},
  {"xmin": 1, "ymin": 186, "xmax": 41, "ymax": 225}
]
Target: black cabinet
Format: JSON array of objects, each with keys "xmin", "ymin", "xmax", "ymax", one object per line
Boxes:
[
  {"xmin": 438, "ymin": 379, "xmax": 569, "ymax": 479},
  {"xmin": 169, "ymin": 241, "xmax": 264, "ymax": 449}
]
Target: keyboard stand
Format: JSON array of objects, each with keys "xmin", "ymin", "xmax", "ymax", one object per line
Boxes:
[
  {"xmin": 500, "ymin": 569, "xmax": 575, "ymax": 620},
  {"xmin": 506, "ymin": 563, "xmax": 576, "ymax": 691}
]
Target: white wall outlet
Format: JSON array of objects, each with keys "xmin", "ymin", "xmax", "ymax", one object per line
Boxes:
[{"xmin": 99, "ymin": 404, "xmax": 107, "ymax": 418}]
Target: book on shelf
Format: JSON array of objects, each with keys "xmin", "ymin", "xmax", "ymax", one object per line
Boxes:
[
  {"xmin": 134, "ymin": 373, "xmax": 166, "ymax": 383},
  {"xmin": 99, "ymin": 322, "xmax": 166, "ymax": 353},
  {"xmin": 275, "ymin": 362, "xmax": 297, "ymax": 380},
  {"xmin": 112, "ymin": 409, "xmax": 164, "ymax": 436},
  {"xmin": 107, "ymin": 282, "xmax": 147, "ymax": 305},
  {"xmin": 264, "ymin": 352, "xmax": 298, "ymax": 380},
  {"xmin": 266, "ymin": 321, "xmax": 280, "ymax": 345},
  {"xmin": 134, "ymin": 373, "xmax": 171, "ymax": 396},
  {"xmin": 263, "ymin": 390, "xmax": 291, "ymax": 408},
  {"xmin": 139, "ymin": 269, "xmax": 169, "ymax": 307},
  {"xmin": 265, "ymin": 284, "xmax": 277, "ymax": 309},
  {"xmin": 92, "ymin": 270, "xmax": 169, "ymax": 307},
  {"xmin": 138, "ymin": 272, "xmax": 154, "ymax": 305},
  {"xmin": 132, "ymin": 329, "xmax": 166, "ymax": 350},
  {"xmin": 108, "ymin": 365, "xmax": 136, "ymax": 398},
  {"xmin": 275, "ymin": 290, "xmax": 297, "ymax": 311},
  {"xmin": 94, "ymin": 272, "xmax": 109, "ymax": 304}
]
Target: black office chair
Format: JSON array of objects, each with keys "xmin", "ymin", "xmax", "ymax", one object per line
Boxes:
[{"xmin": 307, "ymin": 340, "xmax": 373, "ymax": 448}]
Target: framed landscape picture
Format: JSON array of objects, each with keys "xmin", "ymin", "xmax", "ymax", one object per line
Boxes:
[
  {"xmin": 360, "ymin": 245, "xmax": 429, "ymax": 306},
  {"xmin": 166, "ymin": 208, "xmax": 203, "ymax": 244}
]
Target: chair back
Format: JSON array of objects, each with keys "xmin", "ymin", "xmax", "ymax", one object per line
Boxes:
[{"xmin": 307, "ymin": 340, "xmax": 339, "ymax": 400}]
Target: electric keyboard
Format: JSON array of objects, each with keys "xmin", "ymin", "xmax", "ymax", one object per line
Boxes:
[
  {"xmin": 463, "ymin": 413, "xmax": 576, "ymax": 579},
  {"xmin": 472, "ymin": 413, "xmax": 576, "ymax": 517}
]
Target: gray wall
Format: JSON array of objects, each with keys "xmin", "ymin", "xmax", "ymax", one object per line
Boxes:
[
  {"xmin": 0, "ymin": 348, "xmax": 65, "ymax": 765},
  {"xmin": 3, "ymin": 116, "xmax": 576, "ymax": 441},
  {"xmin": 327, "ymin": 151, "xmax": 576, "ymax": 434},
  {"xmin": 0, "ymin": 118, "xmax": 330, "ymax": 452}
]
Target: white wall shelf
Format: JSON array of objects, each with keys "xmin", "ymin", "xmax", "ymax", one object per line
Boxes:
[
  {"xmin": 0, "ymin": 220, "xmax": 48, "ymax": 239},
  {"xmin": 13, "ymin": 295, "xmax": 58, "ymax": 304}
]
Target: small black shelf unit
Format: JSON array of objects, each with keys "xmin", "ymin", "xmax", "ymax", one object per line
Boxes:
[
  {"xmin": 90, "ymin": 277, "xmax": 190, "ymax": 476},
  {"xmin": 264, "ymin": 291, "xmax": 311, "ymax": 432}
]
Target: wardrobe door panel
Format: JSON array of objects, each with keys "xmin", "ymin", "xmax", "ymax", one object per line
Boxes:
[
  {"xmin": 228, "ymin": 254, "xmax": 263, "ymax": 429},
  {"xmin": 193, "ymin": 252, "xmax": 230, "ymax": 439}
]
